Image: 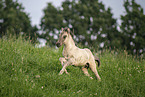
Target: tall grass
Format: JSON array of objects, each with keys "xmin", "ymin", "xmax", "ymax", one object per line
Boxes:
[{"xmin": 0, "ymin": 36, "xmax": 145, "ymax": 97}]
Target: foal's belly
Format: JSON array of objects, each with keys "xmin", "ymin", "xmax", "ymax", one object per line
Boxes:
[
  {"xmin": 71, "ymin": 54, "xmax": 89, "ymax": 67},
  {"xmin": 73, "ymin": 60, "xmax": 88, "ymax": 67}
]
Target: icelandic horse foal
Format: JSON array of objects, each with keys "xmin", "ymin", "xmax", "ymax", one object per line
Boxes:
[{"xmin": 56, "ymin": 28, "xmax": 101, "ymax": 80}]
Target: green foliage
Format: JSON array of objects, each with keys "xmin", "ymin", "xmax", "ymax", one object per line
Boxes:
[
  {"xmin": 40, "ymin": 0, "xmax": 120, "ymax": 49},
  {"xmin": 40, "ymin": 3, "xmax": 64, "ymax": 45},
  {"xmin": 1, "ymin": 0, "xmax": 145, "ymax": 57},
  {"xmin": 0, "ymin": 0, "xmax": 38, "ymax": 43},
  {"xmin": 120, "ymin": 0, "xmax": 145, "ymax": 55},
  {"xmin": 0, "ymin": 37, "xmax": 145, "ymax": 96}
]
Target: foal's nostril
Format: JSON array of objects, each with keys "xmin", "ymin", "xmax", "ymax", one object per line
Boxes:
[{"xmin": 56, "ymin": 42, "xmax": 61, "ymax": 47}]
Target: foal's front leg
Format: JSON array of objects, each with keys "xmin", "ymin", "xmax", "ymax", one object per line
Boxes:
[
  {"xmin": 59, "ymin": 58, "xmax": 74, "ymax": 75},
  {"xmin": 59, "ymin": 57, "xmax": 69, "ymax": 74},
  {"xmin": 59, "ymin": 61, "xmax": 70, "ymax": 75}
]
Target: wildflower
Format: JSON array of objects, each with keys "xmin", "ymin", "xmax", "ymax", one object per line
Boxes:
[
  {"xmin": 77, "ymin": 90, "xmax": 81, "ymax": 93},
  {"xmin": 35, "ymin": 75, "xmax": 40, "ymax": 78},
  {"xmin": 41, "ymin": 86, "xmax": 43, "ymax": 89},
  {"xmin": 32, "ymin": 83, "xmax": 35, "ymax": 88},
  {"xmin": 20, "ymin": 68, "xmax": 22, "ymax": 73}
]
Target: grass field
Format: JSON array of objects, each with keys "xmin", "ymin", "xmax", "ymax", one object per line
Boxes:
[{"xmin": 0, "ymin": 37, "xmax": 145, "ymax": 97}]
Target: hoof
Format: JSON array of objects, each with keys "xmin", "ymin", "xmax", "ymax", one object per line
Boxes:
[
  {"xmin": 98, "ymin": 78, "xmax": 101, "ymax": 81},
  {"xmin": 58, "ymin": 73, "xmax": 62, "ymax": 75},
  {"xmin": 66, "ymin": 72, "xmax": 69, "ymax": 75}
]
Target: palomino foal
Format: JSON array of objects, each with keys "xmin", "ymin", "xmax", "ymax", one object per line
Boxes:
[{"xmin": 56, "ymin": 28, "xmax": 101, "ymax": 80}]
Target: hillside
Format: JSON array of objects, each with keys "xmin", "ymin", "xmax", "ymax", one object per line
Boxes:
[{"xmin": 0, "ymin": 37, "xmax": 145, "ymax": 97}]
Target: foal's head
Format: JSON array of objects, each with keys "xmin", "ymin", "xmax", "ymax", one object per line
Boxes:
[{"xmin": 56, "ymin": 27, "xmax": 72, "ymax": 47}]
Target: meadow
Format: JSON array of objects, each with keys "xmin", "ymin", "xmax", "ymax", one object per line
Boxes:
[{"xmin": 0, "ymin": 37, "xmax": 145, "ymax": 97}]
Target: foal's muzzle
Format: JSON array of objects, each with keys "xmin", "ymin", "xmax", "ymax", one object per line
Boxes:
[{"xmin": 56, "ymin": 42, "xmax": 61, "ymax": 47}]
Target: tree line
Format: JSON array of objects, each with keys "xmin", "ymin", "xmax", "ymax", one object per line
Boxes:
[
  {"xmin": 0, "ymin": 0, "xmax": 145, "ymax": 56},
  {"xmin": 0, "ymin": 0, "xmax": 38, "ymax": 43}
]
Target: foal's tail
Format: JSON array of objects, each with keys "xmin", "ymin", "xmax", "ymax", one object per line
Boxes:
[{"xmin": 95, "ymin": 57, "xmax": 100, "ymax": 67}]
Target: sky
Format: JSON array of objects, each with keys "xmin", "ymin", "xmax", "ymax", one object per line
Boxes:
[{"xmin": 18, "ymin": 0, "xmax": 145, "ymax": 27}]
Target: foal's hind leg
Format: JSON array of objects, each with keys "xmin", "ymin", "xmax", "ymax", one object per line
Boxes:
[
  {"xmin": 82, "ymin": 67, "xmax": 90, "ymax": 76},
  {"xmin": 82, "ymin": 64, "xmax": 93, "ymax": 79},
  {"xmin": 89, "ymin": 61, "xmax": 101, "ymax": 81},
  {"xmin": 59, "ymin": 57, "xmax": 69, "ymax": 74}
]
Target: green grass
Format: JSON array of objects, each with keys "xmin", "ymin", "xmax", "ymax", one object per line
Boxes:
[{"xmin": 0, "ymin": 37, "xmax": 145, "ymax": 97}]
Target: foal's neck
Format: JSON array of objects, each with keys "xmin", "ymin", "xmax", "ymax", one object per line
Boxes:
[{"xmin": 64, "ymin": 34, "xmax": 76, "ymax": 50}]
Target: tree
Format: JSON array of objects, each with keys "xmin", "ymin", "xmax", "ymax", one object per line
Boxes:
[
  {"xmin": 0, "ymin": 0, "xmax": 38, "ymax": 43},
  {"xmin": 40, "ymin": 3, "xmax": 64, "ymax": 46},
  {"xmin": 120, "ymin": 0, "xmax": 145, "ymax": 55},
  {"xmin": 40, "ymin": 0, "xmax": 121, "ymax": 49}
]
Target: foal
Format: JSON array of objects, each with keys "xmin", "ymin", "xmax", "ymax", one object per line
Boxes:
[{"xmin": 56, "ymin": 28, "xmax": 101, "ymax": 80}]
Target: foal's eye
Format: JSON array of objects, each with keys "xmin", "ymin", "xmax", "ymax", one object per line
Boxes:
[{"xmin": 63, "ymin": 35, "xmax": 67, "ymax": 39}]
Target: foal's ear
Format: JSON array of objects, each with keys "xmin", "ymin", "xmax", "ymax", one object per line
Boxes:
[
  {"xmin": 70, "ymin": 29, "xmax": 74, "ymax": 36},
  {"xmin": 67, "ymin": 28, "xmax": 70, "ymax": 33},
  {"xmin": 61, "ymin": 28, "xmax": 64, "ymax": 32},
  {"xmin": 69, "ymin": 28, "xmax": 74, "ymax": 36}
]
